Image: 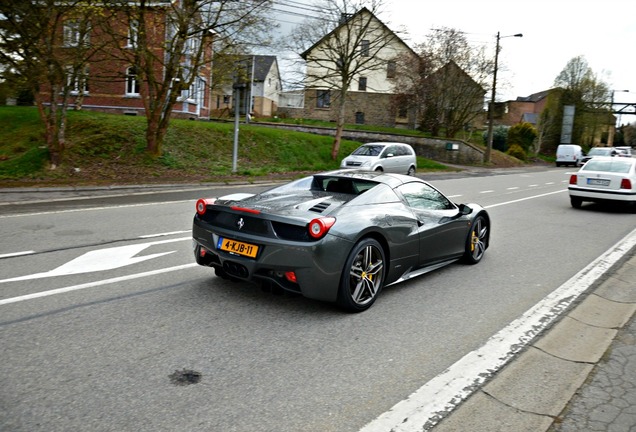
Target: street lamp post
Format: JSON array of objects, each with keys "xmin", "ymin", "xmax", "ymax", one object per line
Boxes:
[
  {"xmin": 608, "ymin": 89, "xmax": 629, "ymax": 146},
  {"xmin": 484, "ymin": 32, "xmax": 523, "ymax": 164}
]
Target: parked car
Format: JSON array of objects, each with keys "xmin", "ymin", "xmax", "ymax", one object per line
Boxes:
[
  {"xmin": 580, "ymin": 147, "xmax": 618, "ymax": 164},
  {"xmin": 614, "ymin": 146, "xmax": 633, "ymax": 158},
  {"xmin": 192, "ymin": 170, "xmax": 490, "ymax": 312},
  {"xmin": 568, "ymin": 156, "xmax": 636, "ymax": 211},
  {"xmin": 340, "ymin": 142, "xmax": 417, "ymax": 175},
  {"xmin": 555, "ymin": 144, "xmax": 583, "ymax": 167}
]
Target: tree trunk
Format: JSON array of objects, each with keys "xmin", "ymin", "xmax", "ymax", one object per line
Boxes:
[
  {"xmin": 35, "ymin": 89, "xmax": 65, "ymax": 169},
  {"xmin": 331, "ymin": 95, "xmax": 347, "ymax": 160}
]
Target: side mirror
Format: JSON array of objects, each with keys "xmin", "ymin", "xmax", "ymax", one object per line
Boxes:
[
  {"xmin": 440, "ymin": 204, "xmax": 473, "ymax": 223},
  {"xmin": 458, "ymin": 203, "xmax": 473, "ymax": 216}
]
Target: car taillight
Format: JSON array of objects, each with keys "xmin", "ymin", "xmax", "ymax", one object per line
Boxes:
[
  {"xmin": 285, "ymin": 271, "xmax": 297, "ymax": 283},
  {"xmin": 196, "ymin": 198, "xmax": 215, "ymax": 215},
  {"xmin": 308, "ymin": 217, "xmax": 336, "ymax": 239},
  {"xmin": 569, "ymin": 175, "xmax": 578, "ymax": 185},
  {"xmin": 620, "ymin": 179, "xmax": 632, "ymax": 189}
]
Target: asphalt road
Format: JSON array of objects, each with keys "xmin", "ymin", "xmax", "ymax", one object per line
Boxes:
[{"xmin": 1, "ymin": 167, "xmax": 634, "ymax": 432}]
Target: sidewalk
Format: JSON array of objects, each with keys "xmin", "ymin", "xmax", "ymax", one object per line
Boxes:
[{"xmin": 433, "ymin": 250, "xmax": 636, "ymax": 432}]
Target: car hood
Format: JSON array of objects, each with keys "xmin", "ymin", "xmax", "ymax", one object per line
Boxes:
[{"xmin": 218, "ymin": 190, "xmax": 354, "ymax": 217}]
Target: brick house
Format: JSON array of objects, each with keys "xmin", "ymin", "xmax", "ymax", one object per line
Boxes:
[
  {"xmin": 278, "ymin": 7, "xmax": 418, "ymax": 128},
  {"xmin": 52, "ymin": 1, "xmax": 212, "ymax": 119},
  {"xmin": 494, "ymin": 89, "xmax": 554, "ymax": 127}
]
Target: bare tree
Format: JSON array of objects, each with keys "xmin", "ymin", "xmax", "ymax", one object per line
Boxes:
[
  {"xmin": 553, "ymin": 56, "xmax": 610, "ymax": 146},
  {"xmin": 0, "ymin": 0, "xmax": 103, "ymax": 168},
  {"xmin": 289, "ymin": 0, "xmax": 407, "ymax": 160},
  {"xmin": 98, "ymin": 0, "xmax": 274, "ymax": 157},
  {"xmin": 400, "ymin": 28, "xmax": 489, "ymax": 138}
]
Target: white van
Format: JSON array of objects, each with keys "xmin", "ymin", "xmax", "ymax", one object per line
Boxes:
[{"xmin": 556, "ymin": 144, "xmax": 583, "ymax": 167}]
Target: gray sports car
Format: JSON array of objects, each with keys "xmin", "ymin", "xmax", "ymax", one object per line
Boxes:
[{"xmin": 192, "ymin": 170, "xmax": 490, "ymax": 312}]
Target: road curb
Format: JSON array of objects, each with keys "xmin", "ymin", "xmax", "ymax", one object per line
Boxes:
[{"xmin": 432, "ymin": 246, "xmax": 636, "ymax": 431}]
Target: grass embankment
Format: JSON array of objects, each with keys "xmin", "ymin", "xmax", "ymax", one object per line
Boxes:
[{"xmin": 0, "ymin": 106, "xmax": 466, "ymax": 187}]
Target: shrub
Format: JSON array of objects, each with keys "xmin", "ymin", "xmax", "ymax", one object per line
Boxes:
[
  {"xmin": 508, "ymin": 122, "xmax": 537, "ymax": 153},
  {"xmin": 507, "ymin": 144, "xmax": 526, "ymax": 160}
]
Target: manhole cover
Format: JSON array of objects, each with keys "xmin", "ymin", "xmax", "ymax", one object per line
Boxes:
[{"xmin": 169, "ymin": 369, "xmax": 202, "ymax": 386}]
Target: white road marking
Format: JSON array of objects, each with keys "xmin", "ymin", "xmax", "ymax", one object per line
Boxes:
[
  {"xmin": 0, "ymin": 263, "xmax": 198, "ymax": 306},
  {"xmin": 479, "ymin": 190, "xmax": 494, "ymax": 194},
  {"xmin": 485, "ymin": 190, "xmax": 566, "ymax": 208},
  {"xmin": 0, "ymin": 251, "xmax": 35, "ymax": 259},
  {"xmin": 0, "ymin": 237, "xmax": 190, "ymax": 284},
  {"xmin": 0, "ymin": 201, "xmax": 192, "ymax": 219},
  {"xmin": 138, "ymin": 230, "xmax": 190, "ymax": 238},
  {"xmin": 506, "ymin": 187, "xmax": 519, "ymax": 190},
  {"xmin": 359, "ymin": 227, "xmax": 636, "ymax": 432}
]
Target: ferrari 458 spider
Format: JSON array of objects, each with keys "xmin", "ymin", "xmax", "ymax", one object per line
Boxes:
[{"xmin": 193, "ymin": 170, "xmax": 490, "ymax": 312}]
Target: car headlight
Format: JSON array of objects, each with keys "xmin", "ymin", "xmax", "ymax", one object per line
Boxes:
[{"xmin": 360, "ymin": 161, "xmax": 370, "ymax": 167}]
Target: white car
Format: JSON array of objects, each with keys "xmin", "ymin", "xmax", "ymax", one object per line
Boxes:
[
  {"xmin": 340, "ymin": 142, "xmax": 417, "ymax": 175},
  {"xmin": 568, "ymin": 156, "xmax": 636, "ymax": 211}
]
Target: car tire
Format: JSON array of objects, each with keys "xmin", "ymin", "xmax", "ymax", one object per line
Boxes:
[
  {"xmin": 337, "ymin": 238, "xmax": 385, "ymax": 312},
  {"xmin": 463, "ymin": 215, "xmax": 488, "ymax": 265},
  {"xmin": 407, "ymin": 166, "xmax": 416, "ymax": 176},
  {"xmin": 570, "ymin": 196, "xmax": 583, "ymax": 209},
  {"xmin": 556, "ymin": 162, "xmax": 561, "ymax": 167},
  {"xmin": 374, "ymin": 167, "xmax": 383, "ymax": 172}
]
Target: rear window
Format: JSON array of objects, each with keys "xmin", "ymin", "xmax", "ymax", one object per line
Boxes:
[
  {"xmin": 582, "ymin": 159, "xmax": 634, "ymax": 173},
  {"xmin": 314, "ymin": 176, "xmax": 378, "ymax": 195},
  {"xmin": 587, "ymin": 148, "xmax": 612, "ymax": 156}
]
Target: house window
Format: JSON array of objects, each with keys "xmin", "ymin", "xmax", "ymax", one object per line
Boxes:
[
  {"xmin": 358, "ymin": 77, "xmax": 367, "ymax": 91},
  {"xmin": 67, "ymin": 67, "xmax": 89, "ymax": 94},
  {"xmin": 316, "ymin": 90, "xmax": 330, "ymax": 108},
  {"xmin": 127, "ymin": 20, "xmax": 138, "ymax": 48},
  {"xmin": 387, "ymin": 60, "xmax": 396, "ymax": 79},
  {"xmin": 355, "ymin": 112, "xmax": 365, "ymax": 124},
  {"xmin": 64, "ymin": 21, "xmax": 81, "ymax": 47},
  {"xmin": 184, "ymin": 37, "xmax": 198, "ymax": 55},
  {"xmin": 126, "ymin": 67, "xmax": 140, "ymax": 95},
  {"xmin": 360, "ymin": 40, "xmax": 369, "ymax": 57}
]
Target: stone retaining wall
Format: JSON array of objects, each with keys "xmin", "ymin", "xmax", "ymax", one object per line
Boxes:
[{"xmin": 256, "ymin": 122, "xmax": 485, "ymax": 165}]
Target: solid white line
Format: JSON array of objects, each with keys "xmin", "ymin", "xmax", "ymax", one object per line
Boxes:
[
  {"xmin": 0, "ymin": 263, "xmax": 198, "ymax": 306},
  {"xmin": 0, "ymin": 200, "xmax": 193, "ymax": 219},
  {"xmin": 359, "ymin": 228, "xmax": 636, "ymax": 432},
  {"xmin": 484, "ymin": 190, "xmax": 566, "ymax": 208},
  {"xmin": 0, "ymin": 251, "xmax": 35, "ymax": 259},
  {"xmin": 138, "ymin": 230, "xmax": 190, "ymax": 239}
]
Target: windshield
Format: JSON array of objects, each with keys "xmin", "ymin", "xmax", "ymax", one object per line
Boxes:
[{"xmin": 351, "ymin": 145, "xmax": 385, "ymax": 156}]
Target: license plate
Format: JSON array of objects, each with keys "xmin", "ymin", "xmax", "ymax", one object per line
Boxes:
[
  {"xmin": 587, "ymin": 178, "xmax": 610, "ymax": 186},
  {"xmin": 217, "ymin": 237, "xmax": 259, "ymax": 258}
]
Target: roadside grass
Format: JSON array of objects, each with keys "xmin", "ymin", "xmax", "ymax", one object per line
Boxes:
[{"xmin": 0, "ymin": 106, "xmax": 460, "ymax": 185}]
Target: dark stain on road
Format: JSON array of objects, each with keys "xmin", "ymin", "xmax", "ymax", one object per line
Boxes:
[{"xmin": 169, "ymin": 369, "xmax": 202, "ymax": 386}]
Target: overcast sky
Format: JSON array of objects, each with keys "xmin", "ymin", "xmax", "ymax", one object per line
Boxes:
[{"xmin": 272, "ymin": 0, "xmax": 635, "ymax": 110}]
